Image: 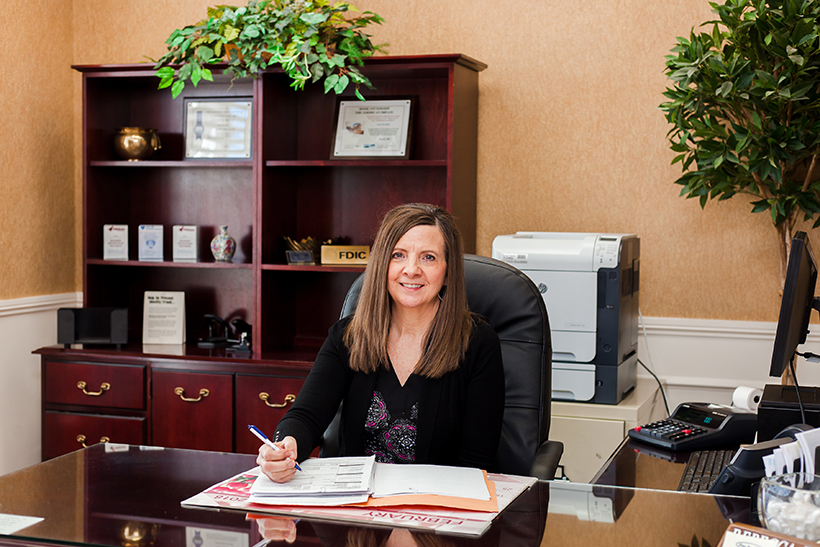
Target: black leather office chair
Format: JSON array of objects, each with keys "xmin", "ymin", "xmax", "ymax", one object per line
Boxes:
[{"xmin": 322, "ymin": 254, "xmax": 563, "ymax": 479}]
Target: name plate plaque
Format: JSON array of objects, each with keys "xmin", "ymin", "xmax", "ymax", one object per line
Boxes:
[{"xmin": 320, "ymin": 245, "xmax": 370, "ymax": 265}]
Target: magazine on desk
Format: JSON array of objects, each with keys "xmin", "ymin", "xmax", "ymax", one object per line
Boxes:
[{"xmin": 180, "ymin": 459, "xmax": 536, "ymax": 537}]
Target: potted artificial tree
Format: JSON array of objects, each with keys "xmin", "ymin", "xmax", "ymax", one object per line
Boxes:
[
  {"xmin": 153, "ymin": 0, "xmax": 385, "ymax": 99},
  {"xmin": 661, "ymin": 0, "xmax": 820, "ymax": 281}
]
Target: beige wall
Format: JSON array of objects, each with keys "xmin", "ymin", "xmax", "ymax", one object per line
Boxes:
[
  {"xmin": 3, "ymin": 0, "xmax": 809, "ymax": 321},
  {"xmin": 1, "ymin": 0, "xmax": 75, "ymax": 300}
]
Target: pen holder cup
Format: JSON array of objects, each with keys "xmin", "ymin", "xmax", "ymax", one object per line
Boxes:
[{"xmin": 758, "ymin": 472, "xmax": 820, "ymax": 541}]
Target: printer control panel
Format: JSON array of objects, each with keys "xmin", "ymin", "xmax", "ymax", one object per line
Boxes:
[{"xmin": 594, "ymin": 237, "xmax": 621, "ymax": 268}]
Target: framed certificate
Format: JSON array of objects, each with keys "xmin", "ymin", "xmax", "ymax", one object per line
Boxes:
[
  {"xmin": 184, "ymin": 98, "xmax": 253, "ymax": 159},
  {"xmin": 331, "ymin": 97, "xmax": 414, "ymax": 159}
]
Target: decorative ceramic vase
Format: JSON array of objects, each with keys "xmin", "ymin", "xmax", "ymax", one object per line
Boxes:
[
  {"xmin": 113, "ymin": 128, "xmax": 161, "ymax": 161},
  {"xmin": 210, "ymin": 226, "xmax": 236, "ymax": 262}
]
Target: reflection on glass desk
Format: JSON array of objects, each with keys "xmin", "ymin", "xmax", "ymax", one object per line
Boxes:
[
  {"xmin": 0, "ymin": 444, "xmax": 753, "ymax": 547},
  {"xmin": 590, "ymin": 437, "xmax": 762, "ymax": 506},
  {"xmin": 594, "ymin": 437, "xmax": 705, "ymax": 491},
  {"xmin": 593, "ymin": 436, "xmax": 766, "ymax": 523}
]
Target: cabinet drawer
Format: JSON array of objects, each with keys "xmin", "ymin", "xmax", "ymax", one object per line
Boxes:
[
  {"xmin": 152, "ymin": 370, "xmax": 233, "ymax": 452},
  {"xmin": 44, "ymin": 361, "xmax": 145, "ymax": 409},
  {"xmin": 235, "ymin": 375, "xmax": 305, "ymax": 454},
  {"xmin": 43, "ymin": 411, "xmax": 146, "ymax": 460}
]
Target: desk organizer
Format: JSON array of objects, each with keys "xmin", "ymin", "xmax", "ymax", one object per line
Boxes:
[{"xmin": 57, "ymin": 308, "xmax": 128, "ymax": 348}]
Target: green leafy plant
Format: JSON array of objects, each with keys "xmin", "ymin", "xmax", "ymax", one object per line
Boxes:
[
  {"xmin": 661, "ymin": 0, "xmax": 820, "ymax": 277},
  {"xmin": 153, "ymin": 0, "xmax": 386, "ymax": 100}
]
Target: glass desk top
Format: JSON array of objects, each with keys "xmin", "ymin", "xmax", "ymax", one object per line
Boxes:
[{"xmin": 0, "ymin": 444, "xmax": 753, "ymax": 547}]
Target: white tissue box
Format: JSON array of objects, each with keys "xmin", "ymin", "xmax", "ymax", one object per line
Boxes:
[
  {"xmin": 103, "ymin": 224, "xmax": 128, "ymax": 260},
  {"xmin": 173, "ymin": 225, "xmax": 198, "ymax": 262},
  {"xmin": 138, "ymin": 225, "xmax": 163, "ymax": 261}
]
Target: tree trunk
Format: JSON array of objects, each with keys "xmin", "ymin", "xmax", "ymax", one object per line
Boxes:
[
  {"xmin": 776, "ymin": 215, "xmax": 799, "ymax": 385},
  {"xmin": 776, "ymin": 220, "xmax": 795, "ymax": 287}
]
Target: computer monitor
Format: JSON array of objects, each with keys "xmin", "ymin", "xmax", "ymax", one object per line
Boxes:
[{"xmin": 770, "ymin": 231, "xmax": 820, "ymax": 378}]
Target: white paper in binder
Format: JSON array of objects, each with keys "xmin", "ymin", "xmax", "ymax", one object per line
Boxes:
[{"xmin": 732, "ymin": 386, "xmax": 763, "ymax": 412}]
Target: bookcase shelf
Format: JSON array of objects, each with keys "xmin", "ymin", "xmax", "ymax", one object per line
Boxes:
[
  {"xmin": 91, "ymin": 160, "xmax": 254, "ymax": 168},
  {"xmin": 77, "ymin": 56, "xmax": 483, "ymax": 349},
  {"xmin": 265, "ymin": 160, "xmax": 447, "ymax": 167},
  {"xmin": 261, "ymin": 264, "xmax": 367, "ymax": 273},
  {"xmin": 86, "ymin": 259, "xmax": 254, "ymax": 269}
]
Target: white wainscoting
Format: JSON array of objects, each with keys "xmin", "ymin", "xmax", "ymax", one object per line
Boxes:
[
  {"xmin": 0, "ymin": 300, "xmax": 814, "ymax": 477},
  {"xmin": 637, "ymin": 315, "xmax": 820, "ymax": 413},
  {"xmin": 0, "ymin": 293, "xmax": 81, "ymax": 476}
]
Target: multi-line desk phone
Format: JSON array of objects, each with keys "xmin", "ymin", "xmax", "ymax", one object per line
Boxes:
[{"xmin": 628, "ymin": 402, "xmax": 758, "ymax": 451}]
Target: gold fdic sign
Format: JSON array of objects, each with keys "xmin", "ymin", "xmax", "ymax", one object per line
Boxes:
[{"xmin": 321, "ymin": 245, "xmax": 370, "ymax": 265}]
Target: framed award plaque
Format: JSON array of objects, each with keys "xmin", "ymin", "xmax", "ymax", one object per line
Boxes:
[{"xmin": 184, "ymin": 98, "xmax": 253, "ymax": 159}]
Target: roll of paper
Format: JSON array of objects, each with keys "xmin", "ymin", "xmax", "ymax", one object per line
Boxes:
[{"xmin": 733, "ymin": 386, "xmax": 763, "ymax": 411}]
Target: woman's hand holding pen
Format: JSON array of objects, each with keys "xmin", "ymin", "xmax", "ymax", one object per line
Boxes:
[
  {"xmin": 247, "ymin": 515, "xmax": 297, "ymax": 544},
  {"xmin": 257, "ymin": 436, "xmax": 299, "ymax": 483}
]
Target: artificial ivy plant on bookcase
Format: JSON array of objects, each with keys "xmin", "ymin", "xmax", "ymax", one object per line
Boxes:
[{"xmin": 152, "ymin": 0, "xmax": 386, "ymax": 100}]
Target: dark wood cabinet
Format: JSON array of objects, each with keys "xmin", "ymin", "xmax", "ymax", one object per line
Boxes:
[
  {"xmin": 234, "ymin": 374, "xmax": 303, "ymax": 454},
  {"xmin": 43, "ymin": 361, "xmax": 145, "ymax": 409},
  {"xmin": 151, "ymin": 370, "xmax": 234, "ymax": 451},
  {"xmin": 37, "ymin": 54, "xmax": 485, "ymax": 460},
  {"xmin": 36, "ymin": 348, "xmax": 315, "ymax": 459},
  {"xmin": 42, "ymin": 411, "xmax": 145, "ymax": 460}
]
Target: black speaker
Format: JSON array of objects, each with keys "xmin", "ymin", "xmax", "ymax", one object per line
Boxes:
[{"xmin": 57, "ymin": 308, "xmax": 128, "ymax": 348}]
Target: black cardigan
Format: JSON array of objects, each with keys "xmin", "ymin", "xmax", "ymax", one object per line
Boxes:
[{"xmin": 274, "ymin": 316, "xmax": 505, "ymax": 470}]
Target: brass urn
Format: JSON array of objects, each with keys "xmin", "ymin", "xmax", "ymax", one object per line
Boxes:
[
  {"xmin": 114, "ymin": 128, "xmax": 161, "ymax": 161},
  {"xmin": 120, "ymin": 521, "xmax": 160, "ymax": 546}
]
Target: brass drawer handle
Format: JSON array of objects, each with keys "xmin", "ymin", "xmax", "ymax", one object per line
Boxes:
[
  {"xmin": 77, "ymin": 381, "xmax": 111, "ymax": 396},
  {"xmin": 259, "ymin": 392, "xmax": 296, "ymax": 408},
  {"xmin": 76, "ymin": 434, "xmax": 110, "ymax": 448},
  {"xmin": 174, "ymin": 387, "xmax": 210, "ymax": 402}
]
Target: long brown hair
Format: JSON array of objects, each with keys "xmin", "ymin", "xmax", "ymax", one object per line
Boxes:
[{"xmin": 344, "ymin": 203, "xmax": 473, "ymax": 378}]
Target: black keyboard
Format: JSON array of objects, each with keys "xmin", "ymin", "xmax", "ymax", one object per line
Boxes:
[{"xmin": 677, "ymin": 449, "xmax": 737, "ymax": 492}]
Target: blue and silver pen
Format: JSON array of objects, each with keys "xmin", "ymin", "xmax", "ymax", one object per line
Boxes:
[{"xmin": 248, "ymin": 424, "xmax": 302, "ymax": 471}]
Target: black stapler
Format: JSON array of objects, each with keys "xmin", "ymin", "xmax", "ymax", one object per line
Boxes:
[
  {"xmin": 197, "ymin": 314, "xmax": 231, "ymax": 348},
  {"xmin": 228, "ymin": 318, "xmax": 252, "ymax": 352}
]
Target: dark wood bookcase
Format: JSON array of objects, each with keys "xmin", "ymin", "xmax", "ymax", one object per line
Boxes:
[{"xmin": 36, "ymin": 54, "xmax": 485, "ymax": 459}]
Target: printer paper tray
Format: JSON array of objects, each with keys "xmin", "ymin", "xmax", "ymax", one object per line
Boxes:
[{"xmin": 552, "ymin": 362, "xmax": 596, "ymax": 402}]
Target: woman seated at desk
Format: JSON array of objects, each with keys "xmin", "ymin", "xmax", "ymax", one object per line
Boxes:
[{"xmin": 257, "ymin": 203, "xmax": 505, "ymax": 483}]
